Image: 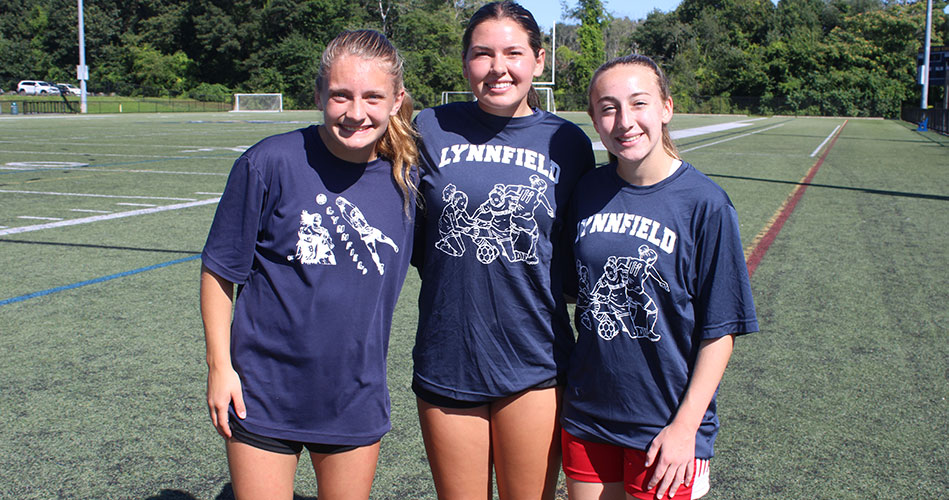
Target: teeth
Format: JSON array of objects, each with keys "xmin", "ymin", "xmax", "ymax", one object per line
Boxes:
[{"xmin": 488, "ymin": 83, "xmax": 512, "ymax": 89}]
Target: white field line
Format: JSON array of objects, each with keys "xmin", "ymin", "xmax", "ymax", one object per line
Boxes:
[
  {"xmin": 195, "ymin": 192, "xmax": 223, "ymax": 195},
  {"xmin": 680, "ymin": 124, "xmax": 786, "ymax": 153},
  {"xmin": 810, "ymin": 125, "xmax": 842, "ymax": 157},
  {"xmin": 116, "ymin": 203, "xmax": 158, "ymax": 207},
  {"xmin": 71, "ymin": 209, "xmax": 113, "ymax": 213},
  {"xmin": 0, "ymin": 150, "xmax": 229, "ymax": 160},
  {"xmin": 0, "ymin": 198, "xmax": 220, "ymax": 236},
  {"xmin": 591, "ymin": 118, "xmax": 769, "ymax": 151},
  {"xmin": 0, "ymin": 165, "xmax": 227, "ymax": 176},
  {"xmin": 0, "ymin": 189, "xmax": 198, "ymax": 201},
  {"xmin": 18, "ymin": 216, "xmax": 64, "ymax": 221}
]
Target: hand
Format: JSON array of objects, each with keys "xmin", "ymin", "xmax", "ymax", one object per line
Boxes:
[
  {"xmin": 206, "ymin": 366, "xmax": 245, "ymax": 439},
  {"xmin": 645, "ymin": 422, "xmax": 696, "ymax": 499}
]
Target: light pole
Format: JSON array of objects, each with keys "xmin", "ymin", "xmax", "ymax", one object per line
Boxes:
[
  {"xmin": 77, "ymin": 0, "xmax": 88, "ymax": 113},
  {"xmin": 920, "ymin": 0, "xmax": 932, "ymax": 110}
]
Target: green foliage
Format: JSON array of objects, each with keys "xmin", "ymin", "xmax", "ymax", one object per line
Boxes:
[
  {"xmin": 0, "ymin": 0, "xmax": 945, "ymax": 114},
  {"xmin": 188, "ymin": 82, "xmax": 232, "ymax": 102},
  {"xmin": 570, "ymin": 0, "xmax": 608, "ymax": 91}
]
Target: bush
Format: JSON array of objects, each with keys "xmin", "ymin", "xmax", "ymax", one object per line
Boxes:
[{"xmin": 188, "ymin": 83, "xmax": 232, "ymax": 102}]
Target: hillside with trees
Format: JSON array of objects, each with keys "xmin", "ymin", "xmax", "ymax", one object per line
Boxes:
[{"xmin": 0, "ymin": 0, "xmax": 946, "ymax": 116}]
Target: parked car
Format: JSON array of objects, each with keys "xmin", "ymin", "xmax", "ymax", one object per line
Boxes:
[
  {"xmin": 17, "ymin": 80, "xmax": 56, "ymax": 95},
  {"xmin": 56, "ymin": 83, "xmax": 80, "ymax": 96}
]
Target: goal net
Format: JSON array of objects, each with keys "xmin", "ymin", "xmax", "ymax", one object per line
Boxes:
[
  {"xmin": 232, "ymin": 93, "xmax": 283, "ymax": 112},
  {"xmin": 440, "ymin": 86, "xmax": 556, "ymax": 113}
]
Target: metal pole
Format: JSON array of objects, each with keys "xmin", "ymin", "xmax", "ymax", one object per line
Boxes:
[
  {"xmin": 78, "ymin": 0, "xmax": 87, "ymax": 113},
  {"xmin": 921, "ymin": 0, "xmax": 933, "ymax": 110}
]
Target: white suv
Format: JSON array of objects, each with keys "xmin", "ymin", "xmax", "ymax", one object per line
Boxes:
[{"xmin": 17, "ymin": 80, "xmax": 56, "ymax": 95}]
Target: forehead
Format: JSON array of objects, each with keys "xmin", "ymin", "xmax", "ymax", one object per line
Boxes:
[
  {"xmin": 592, "ymin": 64, "xmax": 661, "ymax": 98},
  {"xmin": 325, "ymin": 54, "xmax": 394, "ymax": 88},
  {"xmin": 468, "ymin": 18, "xmax": 531, "ymax": 47}
]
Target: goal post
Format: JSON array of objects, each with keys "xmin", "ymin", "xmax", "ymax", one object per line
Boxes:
[
  {"xmin": 232, "ymin": 93, "xmax": 283, "ymax": 112},
  {"xmin": 440, "ymin": 87, "xmax": 556, "ymax": 113}
]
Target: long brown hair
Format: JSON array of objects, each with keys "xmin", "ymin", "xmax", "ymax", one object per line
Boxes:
[
  {"xmin": 461, "ymin": 1, "xmax": 543, "ymax": 110},
  {"xmin": 316, "ymin": 29, "xmax": 418, "ymax": 214},
  {"xmin": 587, "ymin": 54, "xmax": 680, "ymax": 163}
]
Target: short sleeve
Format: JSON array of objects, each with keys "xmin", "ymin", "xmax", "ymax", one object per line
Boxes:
[
  {"xmin": 201, "ymin": 155, "xmax": 267, "ymax": 284},
  {"xmin": 694, "ymin": 204, "xmax": 759, "ymax": 338}
]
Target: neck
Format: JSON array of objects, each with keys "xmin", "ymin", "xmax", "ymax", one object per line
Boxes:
[{"xmin": 616, "ymin": 153, "xmax": 680, "ymax": 187}]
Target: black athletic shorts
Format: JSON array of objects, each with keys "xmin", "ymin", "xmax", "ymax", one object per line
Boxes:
[
  {"xmin": 412, "ymin": 377, "xmax": 559, "ymax": 409},
  {"xmin": 228, "ymin": 417, "xmax": 363, "ymax": 455}
]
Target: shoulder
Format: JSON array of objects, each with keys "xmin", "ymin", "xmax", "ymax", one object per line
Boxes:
[
  {"xmin": 676, "ymin": 162, "xmax": 733, "ymax": 209},
  {"xmin": 414, "ymin": 102, "xmax": 472, "ymax": 131},
  {"xmin": 242, "ymin": 127, "xmax": 310, "ymax": 165}
]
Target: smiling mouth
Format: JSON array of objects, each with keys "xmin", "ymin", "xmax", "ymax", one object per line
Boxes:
[
  {"xmin": 339, "ymin": 124, "xmax": 372, "ymax": 134},
  {"xmin": 486, "ymin": 82, "xmax": 513, "ymax": 91},
  {"xmin": 616, "ymin": 133, "xmax": 643, "ymax": 145}
]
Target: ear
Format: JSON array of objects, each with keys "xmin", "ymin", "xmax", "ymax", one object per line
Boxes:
[
  {"xmin": 389, "ymin": 87, "xmax": 406, "ymax": 117},
  {"xmin": 532, "ymin": 48, "xmax": 546, "ymax": 78},
  {"xmin": 315, "ymin": 87, "xmax": 324, "ymax": 111},
  {"xmin": 661, "ymin": 96, "xmax": 673, "ymax": 124}
]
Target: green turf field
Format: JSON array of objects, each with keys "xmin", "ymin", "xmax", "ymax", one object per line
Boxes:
[{"xmin": 1, "ymin": 111, "xmax": 946, "ymax": 499}]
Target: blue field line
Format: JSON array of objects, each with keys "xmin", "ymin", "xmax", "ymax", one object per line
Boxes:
[{"xmin": 0, "ymin": 254, "xmax": 200, "ymax": 307}]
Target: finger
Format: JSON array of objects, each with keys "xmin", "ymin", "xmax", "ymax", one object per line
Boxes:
[
  {"xmin": 686, "ymin": 459, "xmax": 696, "ymax": 486},
  {"xmin": 647, "ymin": 462, "xmax": 668, "ymax": 491},
  {"xmin": 645, "ymin": 441, "xmax": 660, "ymax": 468},
  {"xmin": 216, "ymin": 405, "xmax": 232, "ymax": 438},
  {"xmin": 668, "ymin": 467, "xmax": 687, "ymax": 498},
  {"xmin": 233, "ymin": 390, "xmax": 247, "ymax": 420},
  {"xmin": 654, "ymin": 472, "xmax": 674, "ymax": 500}
]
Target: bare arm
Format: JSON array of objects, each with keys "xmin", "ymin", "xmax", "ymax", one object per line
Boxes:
[
  {"xmin": 646, "ymin": 334, "xmax": 735, "ymax": 499},
  {"xmin": 200, "ymin": 265, "xmax": 245, "ymax": 438}
]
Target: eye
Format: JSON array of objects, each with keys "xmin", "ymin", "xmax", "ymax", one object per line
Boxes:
[{"xmin": 599, "ymin": 105, "xmax": 617, "ymax": 114}]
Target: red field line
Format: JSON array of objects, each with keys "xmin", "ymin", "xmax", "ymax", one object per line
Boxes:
[{"xmin": 744, "ymin": 120, "xmax": 848, "ymax": 277}]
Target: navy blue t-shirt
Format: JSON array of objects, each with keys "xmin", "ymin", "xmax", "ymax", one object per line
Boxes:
[
  {"xmin": 562, "ymin": 162, "xmax": 758, "ymax": 459},
  {"xmin": 202, "ymin": 126, "xmax": 415, "ymax": 445},
  {"xmin": 412, "ymin": 102, "xmax": 594, "ymax": 401}
]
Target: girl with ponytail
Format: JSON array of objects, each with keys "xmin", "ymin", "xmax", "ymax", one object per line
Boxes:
[{"xmin": 201, "ymin": 29, "xmax": 417, "ymax": 500}]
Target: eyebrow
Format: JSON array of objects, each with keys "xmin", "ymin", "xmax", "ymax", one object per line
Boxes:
[{"xmin": 469, "ymin": 43, "xmax": 528, "ymax": 52}]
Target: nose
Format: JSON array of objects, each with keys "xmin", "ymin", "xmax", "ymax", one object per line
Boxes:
[
  {"xmin": 347, "ymin": 98, "xmax": 367, "ymax": 121},
  {"xmin": 616, "ymin": 107, "xmax": 633, "ymax": 130},
  {"xmin": 489, "ymin": 54, "xmax": 506, "ymax": 75}
]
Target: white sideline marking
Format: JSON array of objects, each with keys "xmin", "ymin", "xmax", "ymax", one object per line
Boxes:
[
  {"xmin": 195, "ymin": 192, "xmax": 223, "ymax": 195},
  {"xmin": 0, "ymin": 189, "xmax": 198, "ymax": 201},
  {"xmin": 592, "ymin": 118, "xmax": 768, "ymax": 150},
  {"xmin": 71, "ymin": 209, "xmax": 112, "ymax": 214},
  {"xmin": 18, "ymin": 216, "xmax": 64, "ymax": 221},
  {"xmin": 810, "ymin": 125, "xmax": 842, "ymax": 157},
  {"xmin": 680, "ymin": 124, "xmax": 786, "ymax": 153},
  {"xmin": 0, "ymin": 150, "xmax": 227, "ymax": 160},
  {"xmin": 0, "ymin": 198, "xmax": 220, "ymax": 236},
  {"xmin": 76, "ymin": 168, "xmax": 227, "ymax": 176},
  {"xmin": 116, "ymin": 203, "xmax": 157, "ymax": 207}
]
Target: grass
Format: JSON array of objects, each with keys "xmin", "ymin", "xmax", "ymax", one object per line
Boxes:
[
  {"xmin": 0, "ymin": 94, "xmax": 230, "ymax": 114},
  {"xmin": 0, "ymin": 111, "xmax": 946, "ymax": 499}
]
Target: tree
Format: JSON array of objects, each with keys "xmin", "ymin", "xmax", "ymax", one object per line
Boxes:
[{"xmin": 570, "ymin": 0, "xmax": 607, "ymax": 97}]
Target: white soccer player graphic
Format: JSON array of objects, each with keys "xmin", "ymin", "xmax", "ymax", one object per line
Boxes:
[
  {"xmin": 625, "ymin": 245, "xmax": 669, "ymax": 341},
  {"xmin": 435, "ymin": 184, "xmax": 474, "ymax": 256},
  {"xmin": 579, "ymin": 247, "xmax": 669, "ymax": 342},
  {"xmin": 469, "ymin": 184, "xmax": 517, "ymax": 264},
  {"xmin": 335, "ymin": 196, "xmax": 399, "ymax": 275},
  {"xmin": 433, "ymin": 179, "xmax": 555, "ymax": 265},
  {"xmin": 291, "ymin": 210, "xmax": 336, "ymax": 265},
  {"xmin": 505, "ymin": 175, "xmax": 553, "ymax": 264}
]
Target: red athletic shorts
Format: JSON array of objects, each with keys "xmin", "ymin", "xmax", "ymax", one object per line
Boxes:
[{"xmin": 562, "ymin": 429, "xmax": 710, "ymax": 499}]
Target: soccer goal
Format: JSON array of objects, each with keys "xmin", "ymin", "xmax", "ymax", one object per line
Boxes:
[
  {"xmin": 440, "ymin": 87, "xmax": 556, "ymax": 113},
  {"xmin": 232, "ymin": 93, "xmax": 283, "ymax": 112}
]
